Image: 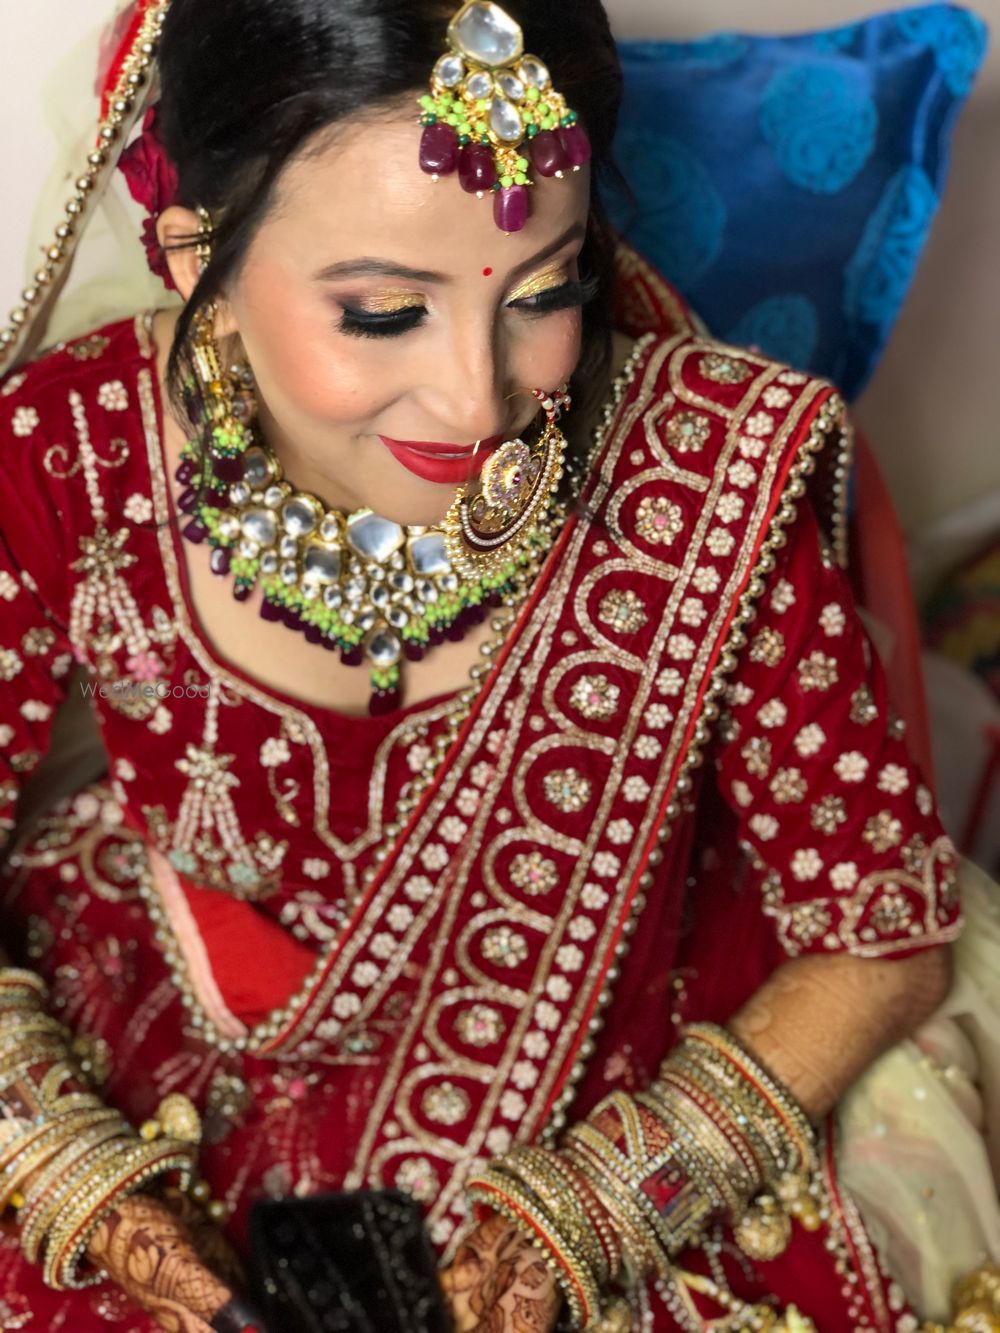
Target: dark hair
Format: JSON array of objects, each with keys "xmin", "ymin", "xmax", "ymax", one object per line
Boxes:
[{"xmin": 158, "ymin": 0, "xmax": 623, "ymax": 469}]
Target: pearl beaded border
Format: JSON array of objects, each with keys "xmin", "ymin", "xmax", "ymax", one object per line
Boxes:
[{"xmin": 0, "ymin": 4, "xmax": 169, "ymax": 371}]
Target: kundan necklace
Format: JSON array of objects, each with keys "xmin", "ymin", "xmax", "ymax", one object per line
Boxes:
[{"xmin": 175, "ymin": 360, "xmax": 566, "ymax": 715}]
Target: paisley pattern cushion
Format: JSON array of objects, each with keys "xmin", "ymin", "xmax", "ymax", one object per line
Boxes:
[{"xmin": 607, "ymin": 4, "xmax": 988, "ymax": 399}]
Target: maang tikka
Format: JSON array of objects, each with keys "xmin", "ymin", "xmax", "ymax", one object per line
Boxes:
[{"xmin": 418, "ymin": 1, "xmax": 592, "ymax": 233}]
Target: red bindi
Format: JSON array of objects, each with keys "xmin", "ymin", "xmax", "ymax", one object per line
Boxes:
[{"xmin": 482, "ymin": 267, "xmax": 494, "ymax": 277}]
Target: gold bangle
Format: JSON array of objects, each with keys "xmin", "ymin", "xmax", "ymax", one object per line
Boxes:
[
  {"xmin": 45, "ymin": 1143, "xmax": 197, "ymax": 1291},
  {"xmin": 19, "ymin": 1126, "xmax": 134, "ymax": 1262},
  {"xmin": 0, "ymin": 1108, "xmax": 123, "ymax": 1209},
  {"xmin": 466, "ymin": 1169, "xmax": 600, "ymax": 1330}
]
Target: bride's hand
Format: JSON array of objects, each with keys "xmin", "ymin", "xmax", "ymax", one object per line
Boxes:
[
  {"xmin": 86, "ymin": 1193, "xmax": 267, "ymax": 1333},
  {"xmin": 440, "ymin": 1212, "xmax": 561, "ymax": 1333}
]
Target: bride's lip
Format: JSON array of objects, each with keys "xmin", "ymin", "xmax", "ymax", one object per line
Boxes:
[
  {"xmin": 379, "ymin": 434, "xmax": 505, "ymax": 485},
  {"xmin": 380, "ymin": 434, "xmax": 505, "ymax": 458}
]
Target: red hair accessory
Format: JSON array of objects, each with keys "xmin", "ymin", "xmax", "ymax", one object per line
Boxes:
[{"xmin": 117, "ymin": 105, "xmax": 181, "ymax": 289}]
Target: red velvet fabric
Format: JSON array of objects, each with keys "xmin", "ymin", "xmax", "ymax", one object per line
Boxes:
[{"xmin": 0, "ymin": 264, "xmax": 960, "ymax": 1328}]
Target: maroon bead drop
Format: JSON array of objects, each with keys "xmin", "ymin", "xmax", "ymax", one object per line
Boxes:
[
  {"xmin": 181, "ymin": 520, "xmax": 209, "ymax": 544},
  {"xmin": 341, "ymin": 648, "xmax": 364, "ymax": 668},
  {"xmin": 259, "ymin": 599, "xmax": 282, "ymax": 622},
  {"xmin": 209, "ymin": 547, "xmax": 232, "ymax": 577},
  {"xmin": 304, "ymin": 624, "xmax": 322, "ymax": 645},
  {"xmin": 404, "ymin": 643, "xmax": 425, "ymax": 663},
  {"xmin": 529, "ymin": 130, "xmax": 569, "ymax": 177},
  {"xmin": 369, "ymin": 689, "xmax": 400, "ymax": 718},
  {"xmin": 321, "ymin": 635, "xmax": 339, "ymax": 652},
  {"xmin": 178, "ymin": 487, "xmax": 198, "ymax": 514},
  {"xmin": 419, "ymin": 122, "xmax": 460, "ymax": 176},
  {"xmin": 494, "ymin": 184, "xmax": 529, "ymax": 233},
  {"xmin": 558, "ymin": 124, "xmax": 592, "ymax": 168},
  {"xmin": 233, "ymin": 584, "xmax": 252, "ymax": 602},
  {"xmin": 212, "ymin": 456, "xmax": 244, "ymax": 484},
  {"xmin": 175, "ymin": 459, "xmax": 197, "ymax": 486},
  {"xmin": 459, "ymin": 143, "xmax": 497, "ymax": 194}
]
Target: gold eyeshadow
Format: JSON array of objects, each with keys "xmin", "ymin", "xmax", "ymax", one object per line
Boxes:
[
  {"xmin": 347, "ymin": 292, "xmax": 426, "ymax": 314},
  {"xmin": 507, "ymin": 263, "xmax": 571, "ymax": 303}
]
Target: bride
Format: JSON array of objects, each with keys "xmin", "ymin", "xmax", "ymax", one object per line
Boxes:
[{"xmin": 0, "ymin": 1, "xmax": 995, "ymax": 1329}]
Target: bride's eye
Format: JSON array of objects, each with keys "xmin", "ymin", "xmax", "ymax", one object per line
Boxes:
[
  {"xmin": 338, "ymin": 305, "xmax": 428, "ymax": 339},
  {"xmin": 507, "ymin": 274, "xmax": 600, "ymax": 315}
]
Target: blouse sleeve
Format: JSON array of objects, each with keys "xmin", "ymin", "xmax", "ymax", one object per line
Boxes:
[
  {"xmin": 0, "ymin": 381, "xmax": 76, "ymax": 856},
  {"xmin": 713, "ymin": 496, "xmax": 960, "ymax": 960}
]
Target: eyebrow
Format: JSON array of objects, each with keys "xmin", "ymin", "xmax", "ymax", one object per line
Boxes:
[{"xmin": 312, "ymin": 221, "xmax": 587, "ymax": 286}]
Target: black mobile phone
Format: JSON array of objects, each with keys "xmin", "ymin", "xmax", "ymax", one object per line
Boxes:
[{"xmin": 248, "ymin": 1189, "xmax": 452, "ymax": 1333}]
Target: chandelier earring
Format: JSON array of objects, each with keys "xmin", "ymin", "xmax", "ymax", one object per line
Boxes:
[{"xmin": 443, "ymin": 384, "xmax": 570, "ymax": 580}]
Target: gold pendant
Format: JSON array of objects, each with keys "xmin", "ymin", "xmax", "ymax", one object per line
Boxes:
[{"xmin": 442, "ymin": 419, "xmax": 566, "ymax": 580}]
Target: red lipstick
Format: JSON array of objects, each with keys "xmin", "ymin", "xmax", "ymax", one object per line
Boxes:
[{"xmin": 379, "ymin": 434, "xmax": 504, "ymax": 485}]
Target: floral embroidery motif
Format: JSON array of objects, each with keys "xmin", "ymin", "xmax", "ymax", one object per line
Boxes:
[
  {"xmin": 569, "ymin": 673, "xmax": 620, "ymax": 721},
  {"xmin": 770, "ymin": 767, "xmax": 807, "ymax": 803},
  {"xmin": 456, "ymin": 1004, "xmax": 504, "ymax": 1047},
  {"xmin": 395, "ymin": 1157, "xmax": 437, "ymax": 1203},
  {"xmin": 623, "ymin": 776, "xmax": 650, "ymax": 803},
  {"xmin": 421, "ymin": 1082, "xmax": 470, "ymax": 1126},
  {"xmin": 706, "ymin": 529, "xmax": 736, "ymax": 558},
  {"xmin": 67, "ymin": 334, "xmax": 110, "ymax": 361},
  {"xmin": 741, "ymin": 737, "xmax": 772, "ymax": 778},
  {"xmin": 798, "ymin": 650, "xmax": 839, "ymax": 692},
  {"xmin": 0, "ymin": 649, "xmax": 24, "ymax": 683},
  {"xmin": 750, "ymin": 628, "xmax": 785, "ymax": 667},
  {"xmin": 692, "ymin": 567, "xmax": 720, "ymax": 594},
  {"xmin": 667, "ymin": 634, "xmax": 696, "ymax": 661},
  {"xmin": 834, "ymin": 751, "xmax": 869, "ymax": 783},
  {"xmin": 509, "ymin": 851, "xmax": 559, "ymax": 896},
  {"xmin": 794, "ymin": 724, "xmax": 826, "ymax": 758},
  {"xmin": 770, "ymin": 579, "xmax": 796, "ymax": 613},
  {"xmin": 819, "ymin": 603, "xmax": 847, "ymax": 637},
  {"xmin": 744, "ymin": 411, "xmax": 775, "ymax": 438},
  {"xmin": 791, "ymin": 849, "xmax": 823, "ymax": 882},
  {"xmin": 715, "ymin": 493, "xmax": 746, "ymax": 524},
  {"xmin": 811, "ymin": 795, "xmax": 847, "ymax": 835},
  {"xmin": 97, "ymin": 381, "xmax": 129, "ymax": 412},
  {"xmin": 542, "ymin": 768, "xmax": 592, "ymax": 813},
  {"xmin": 665, "ymin": 411, "xmax": 712, "ymax": 453},
  {"xmin": 757, "ymin": 699, "xmax": 787, "ymax": 728},
  {"xmin": 598, "ymin": 589, "xmax": 648, "ymax": 635},
  {"xmin": 123, "ymin": 493, "xmax": 154, "ymax": 524},
  {"xmin": 635, "ymin": 495, "xmax": 684, "ymax": 546},
  {"xmin": 863, "ymin": 811, "xmax": 904, "ymax": 853},
  {"xmin": 700, "ymin": 352, "xmax": 751, "ymax": 384},
  {"xmin": 749, "ymin": 814, "xmax": 779, "ymax": 841},
  {"xmin": 1, "ymin": 372, "xmax": 27, "ymax": 396},
  {"xmin": 11, "ymin": 407, "xmax": 39, "ymax": 438},
  {"xmin": 727, "ymin": 460, "xmax": 757, "ymax": 489},
  {"xmin": 830, "ymin": 862, "xmax": 859, "ymax": 891},
  {"xmin": 849, "ymin": 685, "xmax": 878, "ymax": 725},
  {"xmin": 763, "ymin": 386, "xmax": 793, "ymax": 409},
  {"xmin": 878, "ymin": 764, "xmax": 909, "ymax": 795},
  {"xmin": 481, "ymin": 926, "xmax": 529, "ymax": 968}
]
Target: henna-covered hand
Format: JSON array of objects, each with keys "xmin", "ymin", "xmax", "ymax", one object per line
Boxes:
[
  {"xmin": 87, "ymin": 1193, "xmax": 267, "ymax": 1333},
  {"xmin": 440, "ymin": 1212, "xmax": 561, "ymax": 1333}
]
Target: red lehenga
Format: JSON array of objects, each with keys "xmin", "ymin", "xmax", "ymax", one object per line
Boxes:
[{"xmin": 0, "ymin": 255, "xmax": 961, "ymax": 1330}]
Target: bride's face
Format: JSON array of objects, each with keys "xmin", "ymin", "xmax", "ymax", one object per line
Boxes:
[{"xmin": 212, "ymin": 107, "xmax": 591, "ymax": 526}]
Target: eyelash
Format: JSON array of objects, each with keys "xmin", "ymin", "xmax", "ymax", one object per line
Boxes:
[{"xmin": 337, "ymin": 275, "xmax": 599, "ymax": 340}]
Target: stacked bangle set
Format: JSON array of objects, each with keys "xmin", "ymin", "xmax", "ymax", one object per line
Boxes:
[
  {"xmin": 0, "ymin": 967, "xmax": 198, "ymax": 1291},
  {"xmin": 467, "ymin": 1022, "xmax": 819, "ymax": 1330}
]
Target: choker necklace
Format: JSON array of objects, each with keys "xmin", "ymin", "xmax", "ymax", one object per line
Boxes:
[{"xmin": 175, "ymin": 430, "xmax": 565, "ymax": 716}]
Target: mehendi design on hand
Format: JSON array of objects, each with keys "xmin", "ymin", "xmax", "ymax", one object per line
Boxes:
[
  {"xmin": 441, "ymin": 1212, "xmax": 561, "ymax": 1333},
  {"xmin": 88, "ymin": 1194, "xmax": 240, "ymax": 1333}
]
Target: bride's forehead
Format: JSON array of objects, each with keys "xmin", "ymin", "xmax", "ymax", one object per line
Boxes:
[{"xmin": 266, "ymin": 114, "xmax": 590, "ymax": 269}]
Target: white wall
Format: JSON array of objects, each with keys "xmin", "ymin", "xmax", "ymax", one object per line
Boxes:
[{"xmin": 2, "ymin": 0, "xmax": 999, "ymax": 536}]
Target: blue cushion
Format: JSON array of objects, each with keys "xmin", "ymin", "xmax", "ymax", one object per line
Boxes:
[{"xmin": 606, "ymin": 4, "xmax": 988, "ymax": 398}]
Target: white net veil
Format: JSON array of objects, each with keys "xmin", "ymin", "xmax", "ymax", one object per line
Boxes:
[{"xmin": 9, "ymin": 0, "xmax": 179, "ymax": 368}]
